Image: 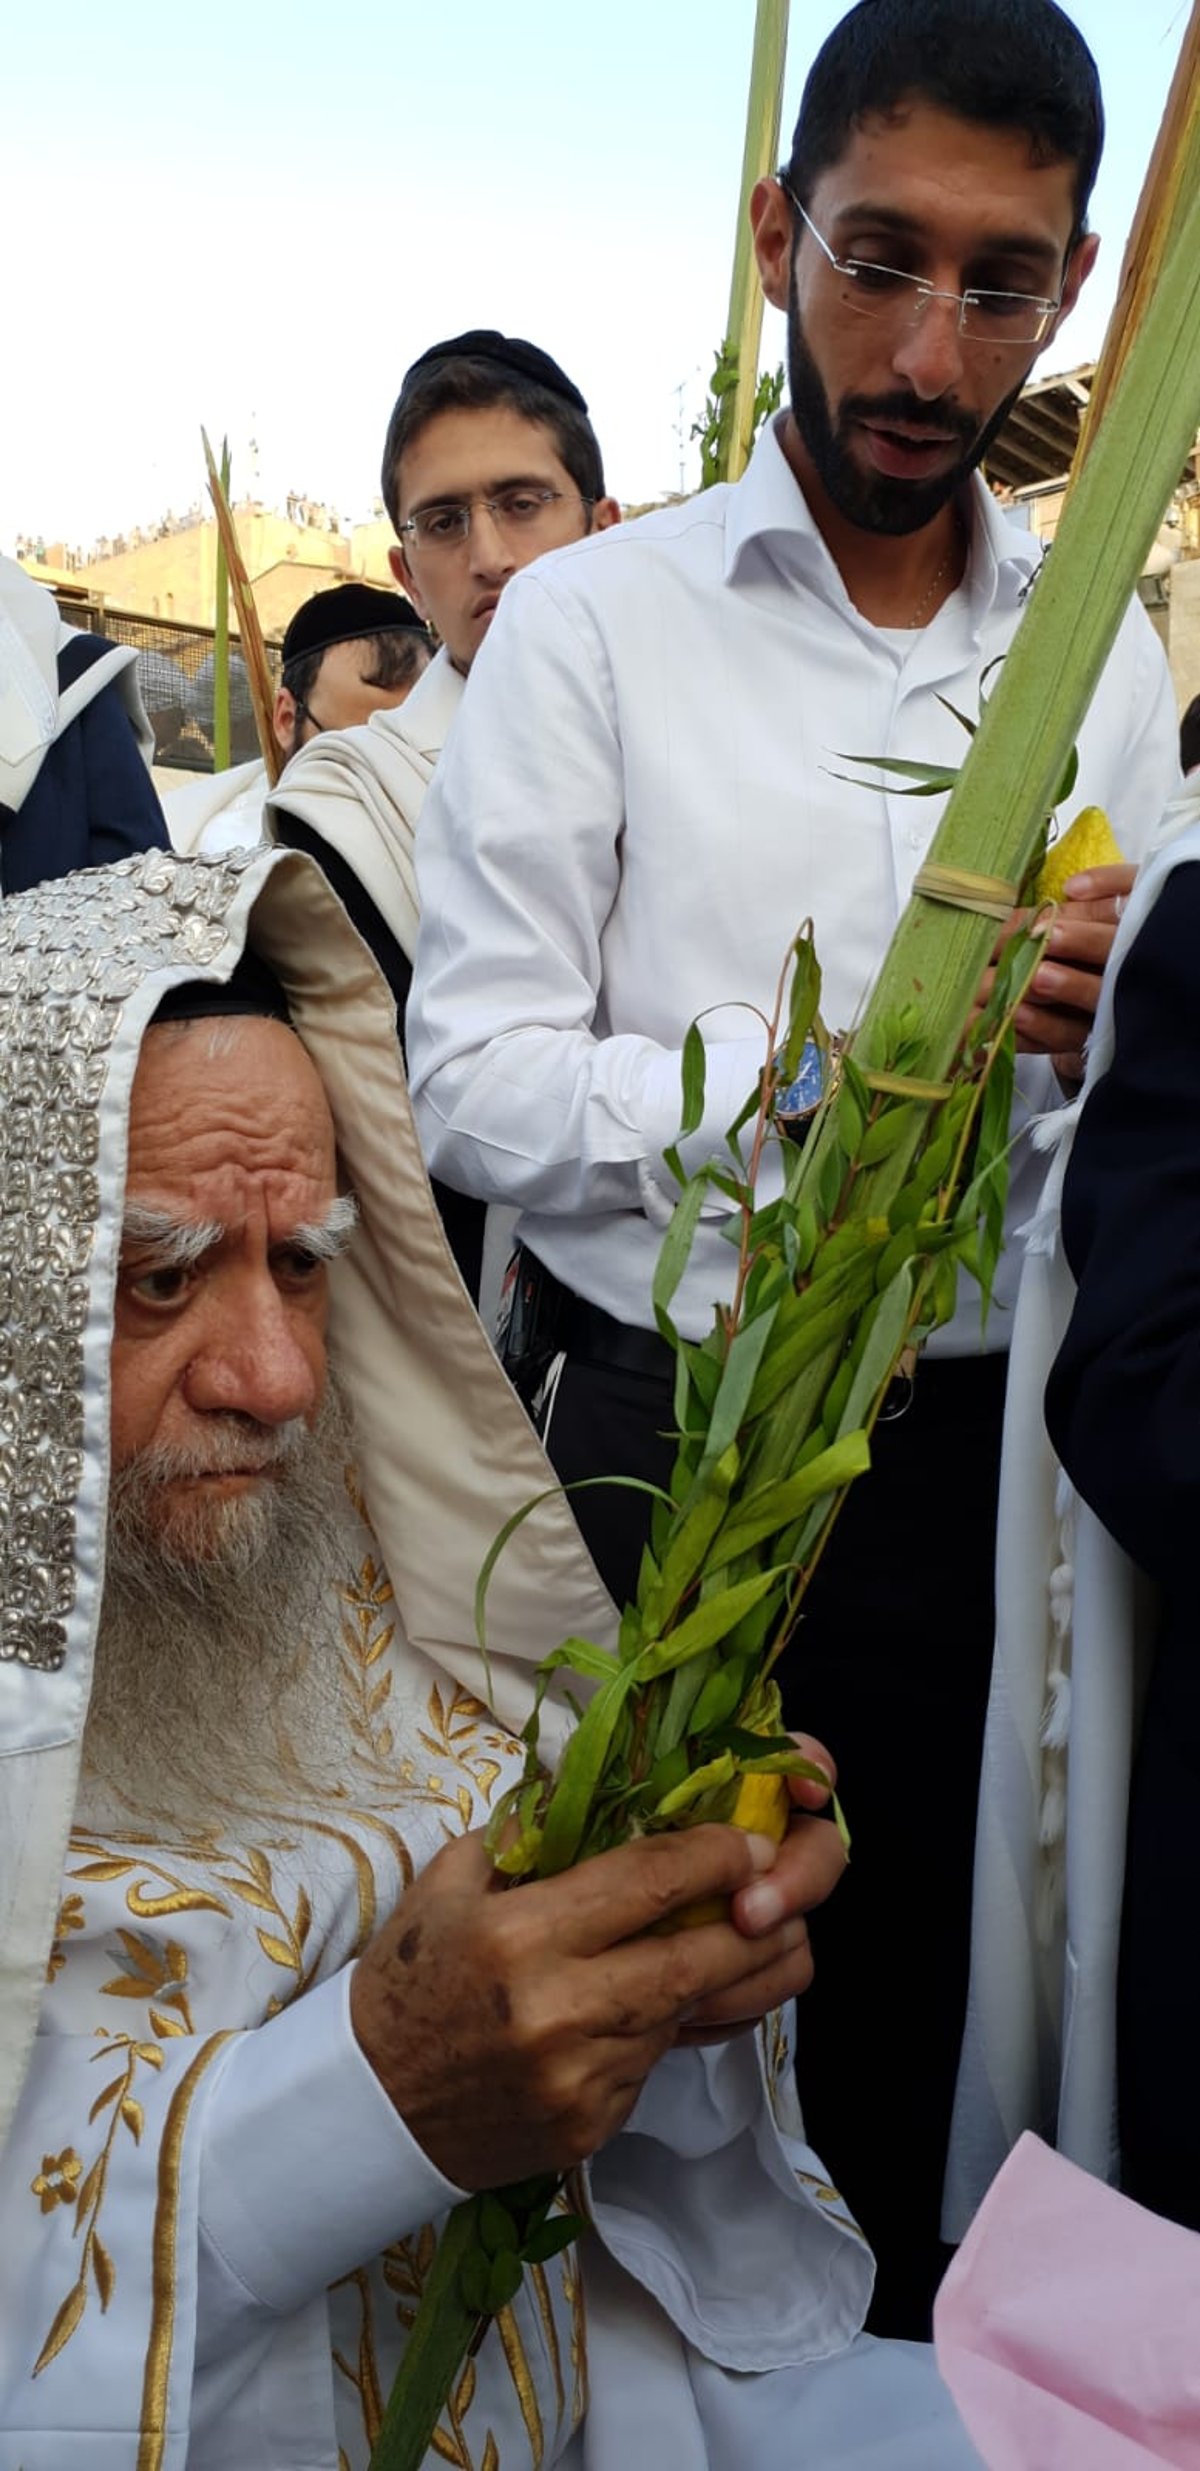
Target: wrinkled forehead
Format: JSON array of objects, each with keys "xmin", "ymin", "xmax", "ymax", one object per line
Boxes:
[{"xmin": 127, "ymin": 1016, "xmax": 338, "ymax": 1207}]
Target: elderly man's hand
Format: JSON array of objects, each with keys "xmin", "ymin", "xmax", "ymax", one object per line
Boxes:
[
  {"xmin": 975, "ymin": 862, "xmax": 1136, "ymax": 1089},
  {"xmin": 675, "ymin": 1731, "xmax": 845, "ymax": 2044},
  {"xmin": 350, "ymin": 1821, "xmax": 816, "ymax": 2189}
]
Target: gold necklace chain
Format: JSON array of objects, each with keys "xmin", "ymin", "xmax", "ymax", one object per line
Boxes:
[{"xmin": 904, "ymin": 513, "xmax": 965, "ymax": 628}]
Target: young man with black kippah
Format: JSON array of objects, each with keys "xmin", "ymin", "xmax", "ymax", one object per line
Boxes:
[
  {"xmin": 376, "ymin": 328, "xmax": 618, "ymax": 677},
  {"xmin": 407, "ymin": 0, "xmax": 1182, "ymax": 2332},
  {"xmin": 167, "ymin": 581, "xmax": 431, "ymax": 858},
  {"xmin": 268, "ymin": 330, "xmax": 618, "ymax": 894},
  {"xmin": 265, "ymin": 331, "xmax": 619, "ymax": 1302}
]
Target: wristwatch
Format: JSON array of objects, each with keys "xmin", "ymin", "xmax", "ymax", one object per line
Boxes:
[{"xmin": 772, "ymin": 1033, "xmax": 830, "ymax": 1141}]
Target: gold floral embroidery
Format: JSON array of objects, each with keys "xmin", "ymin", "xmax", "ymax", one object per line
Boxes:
[
  {"xmin": 206, "ymin": 1845, "xmax": 316, "ymax": 2005},
  {"xmin": 68, "ymin": 1833, "xmax": 233, "ymax": 1924},
  {"xmin": 559, "ymin": 2170, "xmax": 589, "ymax": 2429},
  {"xmin": 331, "ymin": 2265, "xmax": 385, "ymax": 2451},
  {"xmin": 32, "ymin": 1843, "xmax": 310, "ymax": 2383},
  {"xmin": 275, "ymin": 1811, "xmax": 391, "ymax": 1957},
  {"xmin": 516, "ymin": 2186, "xmax": 584, "ymax": 2439},
  {"xmin": 760, "ymin": 2008, "xmax": 791, "ymax": 2117},
  {"xmin": 333, "ymin": 2233, "xmax": 430, "ymax": 2459},
  {"xmin": 794, "ymin": 2167, "xmax": 870, "ymax": 2243},
  {"xmin": 380, "ymin": 2221, "xmax": 438, "ymax": 2332},
  {"xmin": 30, "ymin": 2149, "xmax": 82, "ymax": 2213},
  {"xmin": 560, "ymin": 2252, "xmax": 588, "ymax": 2431},
  {"xmin": 99, "ymin": 1930, "xmax": 195, "ymax": 2039},
  {"xmin": 70, "ymin": 1797, "xmax": 401, "ymax": 2042},
  {"xmin": 46, "ymin": 1892, "xmax": 86, "ymax": 1982},
  {"xmin": 31, "ymin": 2033, "xmax": 165, "ymax": 2376},
  {"xmin": 341, "ymin": 2238, "xmax": 507, "ymax": 2471},
  {"xmin": 415, "ymin": 1685, "xmax": 508, "ymax": 1830},
  {"xmin": 331, "ymin": 1500, "xmax": 523, "ymax": 1844},
  {"xmin": 70, "ymin": 1828, "xmax": 317, "ymax": 2011},
  {"xmin": 338, "ymin": 1546, "xmax": 400, "ymax": 1777},
  {"xmin": 527, "ymin": 2265, "xmax": 565, "ymax": 2432},
  {"xmin": 494, "ymin": 2302, "xmax": 543, "ymax": 2467},
  {"xmin": 138, "ymin": 2031, "xmax": 232, "ymax": 2471},
  {"xmin": 434, "ymin": 2360, "xmax": 505, "ymax": 2469}
]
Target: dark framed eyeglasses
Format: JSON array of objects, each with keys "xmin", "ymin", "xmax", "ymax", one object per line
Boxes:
[
  {"xmin": 397, "ymin": 485, "xmax": 592, "ymax": 552},
  {"xmin": 779, "ymin": 174, "xmax": 1062, "ymax": 348}
]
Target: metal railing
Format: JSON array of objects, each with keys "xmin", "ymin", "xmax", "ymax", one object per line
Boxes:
[{"xmin": 50, "ymin": 589, "xmax": 279, "ymax": 774}]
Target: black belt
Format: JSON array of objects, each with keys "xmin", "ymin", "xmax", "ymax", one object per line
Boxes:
[
  {"xmin": 556, "ymin": 1287, "xmax": 675, "ymax": 1380},
  {"xmin": 556, "ymin": 1286, "xmax": 1006, "ymax": 1414},
  {"xmin": 529, "ymin": 1250, "xmax": 1007, "ymax": 1404}
]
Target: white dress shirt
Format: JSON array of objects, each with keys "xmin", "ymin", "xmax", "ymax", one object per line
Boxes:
[{"xmin": 408, "ymin": 418, "xmax": 1179, "ymax": 1351}]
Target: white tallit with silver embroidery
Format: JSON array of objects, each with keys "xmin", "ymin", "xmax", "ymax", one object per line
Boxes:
[
  {"xmin": 0, "ymin": 848, "xmax": 978, "ymax": 2470},
  {"xmin": 945, "ymin": 782, "xmax": 1200, "ymax": 2237}
]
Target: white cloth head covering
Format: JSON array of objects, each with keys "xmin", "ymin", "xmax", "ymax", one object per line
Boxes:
[
  {"xmin": 0, "ymin": 552, "xmax": 153, "ymax": 809},
  {"xmin": 0, "ymin": 555, "xmax": 62, "ymax": 808},
  {"xmin": 0, "ymin": 842, "xmax": 615, "ymax": 2148}
]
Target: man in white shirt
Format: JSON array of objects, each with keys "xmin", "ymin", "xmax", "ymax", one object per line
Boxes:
[{"xmin": 406, "ymin": 0, "xmax": 1181, "ymax": 2331}]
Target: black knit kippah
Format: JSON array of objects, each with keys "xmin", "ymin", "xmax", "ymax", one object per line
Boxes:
[
  {"xmin": 151, "ymin": 947, "xmax": 292, "ymax": 1026},
  {"xmin": 280, "ymin": 583, "xmax": 427, "ymax": 669},
  {"xmin": 401, "ymin": 330, "xmax": 588, "ymax": 415}
]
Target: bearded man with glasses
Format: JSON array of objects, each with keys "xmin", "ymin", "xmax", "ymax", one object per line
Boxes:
[{"xmin": 408, "ymin": 0, "xmax": 1183, "ymax": 2335}]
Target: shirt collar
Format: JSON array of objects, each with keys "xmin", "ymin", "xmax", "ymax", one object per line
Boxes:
[
  {"xmin": 723, "ymin": 413, "xmax": 1043, "ymax": 610},
  {"xmin": 371, "ymin": 641, "xmax": 463, "ymax": 762}
]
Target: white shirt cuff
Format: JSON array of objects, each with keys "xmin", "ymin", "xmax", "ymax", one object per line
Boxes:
[
  {"xmin": 197, "ymin": 1965, "xmax": 469, "ymax": 2322},
  {"xmin": 638, "ymin": 1036, "xmax": 769, "ymax": 1219}
]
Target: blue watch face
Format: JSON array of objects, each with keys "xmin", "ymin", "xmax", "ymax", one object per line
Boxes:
[{"xmin": 775, "ymin": 1034, "xmax": 827, "ymax": 1123}]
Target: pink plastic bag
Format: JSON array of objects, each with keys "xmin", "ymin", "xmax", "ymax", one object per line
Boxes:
[{"xmin": 934, "ymin": 2133, "xmax": 1200, "ymax": 2467}]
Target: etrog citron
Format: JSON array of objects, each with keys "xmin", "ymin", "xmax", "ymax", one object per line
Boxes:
[
  {"xmin": 673, "ymin": 1770, "xmax": 791, "ymax": 1930},
  {"xmin": 1035, "ymin": 805, "xmax": 1124, "ymax": 902}
]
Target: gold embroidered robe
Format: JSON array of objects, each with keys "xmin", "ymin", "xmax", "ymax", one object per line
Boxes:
[{"xmin": 2, "ymin": 1517, "xmax": 873, "ymax": 2471}]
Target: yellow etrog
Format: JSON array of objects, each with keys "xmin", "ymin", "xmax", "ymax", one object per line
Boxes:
[
  {"xmin": 1036, "ymin": 805, "xmax": 1125, "ymax": 902},
  {"xmin": 672, "ymin": 1770, "xmax": 791, "ymax": 1930}
]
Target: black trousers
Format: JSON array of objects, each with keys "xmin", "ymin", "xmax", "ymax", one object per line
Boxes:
[
  {"xmin": 1117, "ymin": 1597, "xmax": 1200, "ymax": 2234},
  {"xmin": 540, "ymin": 1343, "xmax": 1007, "ymax": 2338}
]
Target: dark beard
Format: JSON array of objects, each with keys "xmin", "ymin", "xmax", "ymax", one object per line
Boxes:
[{"xmin": 786, "ymin": 261, "xmax": 1025, "ymax": 537}]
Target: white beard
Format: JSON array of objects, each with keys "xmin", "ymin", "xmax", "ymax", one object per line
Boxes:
[{"xmin": 81, "ymin": 1374, "xmax": 364, "ymax": 1832}]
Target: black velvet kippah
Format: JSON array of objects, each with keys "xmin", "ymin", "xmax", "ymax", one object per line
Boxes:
[
  {"xmin": 151, "ymin": 948, "xmax": 292, "ymax": 1026},
  {"xmin": 280, "ymin": 583, "xmax": 427, "ymax": 669},
  {"xmin": 401, "ymin": 329, "xmax": 588, "ymax": 415}
]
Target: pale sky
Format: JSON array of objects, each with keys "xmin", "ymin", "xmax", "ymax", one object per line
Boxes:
[{"xmin": 1, "ymin": 0, "xmax": 1189, "ymax": 553}]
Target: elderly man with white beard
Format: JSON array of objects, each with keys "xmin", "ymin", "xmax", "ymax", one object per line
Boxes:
[{"xmin": 0, "ymin": 849, "xmax": 980, "ymax": 2470}]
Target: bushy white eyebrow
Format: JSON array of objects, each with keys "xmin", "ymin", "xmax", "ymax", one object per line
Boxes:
[
  {"xmin": 120, "ymin": 1204, "xmax": 224, "ymax": 1269},
  {"xmin": 120, "ymin": 1191, "xmax": 359, "ymax": 1268},
  {"xmin": 287, "ymin": 1193, "xmax": 360, "ymax": 1261}
]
